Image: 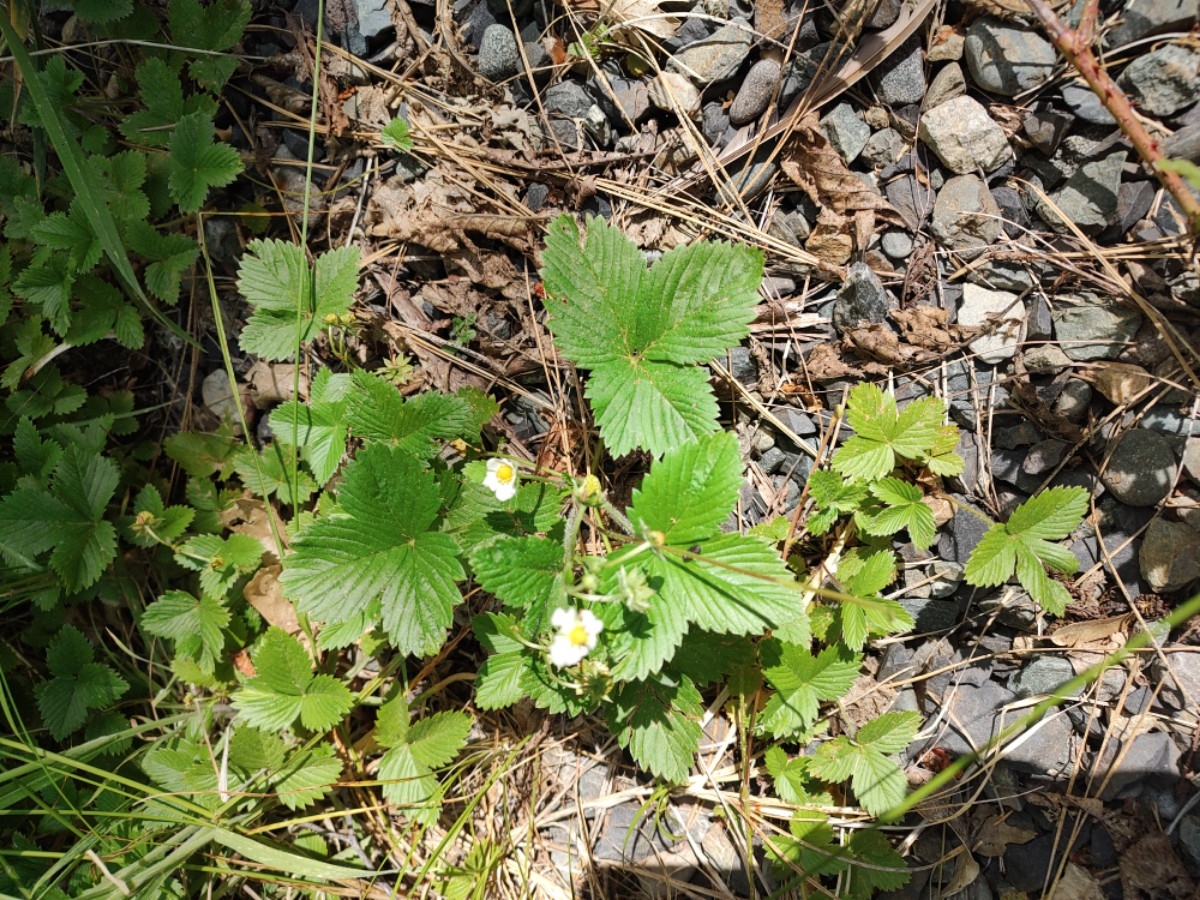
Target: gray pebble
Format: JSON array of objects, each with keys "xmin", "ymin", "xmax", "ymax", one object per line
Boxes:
[
  {"xmin": 880, "ymin": 230, "xmax": 914, "ymax": 259},
  {"xmin": 1052, "ymin": 294, "xmax": 1142, "ymax": 360},
  {"xmin": 477, "ymin": 24, "xmax": 520, "ymax": 81},
  {"xmin": 1037, "ymin": 151, "xmax": 1127, "ymax": 234},
  {"xmin": 1008, "ymin": 656, "xmax": 1077, "ymax": 699},
  {"xmin": 1118, "ymin": 42, "xmax": 1200, "ymax": 116},
  {"xmin": 1108, "ymin": 0, "xmax": 1200, "ymax": 47},
  {"xmin": 729, "ymin": 58, "xmax": 779, "ymax": 125},
  {"xmin": 1060, "ymin": 82, "xmax": 1116, "ymax": 124},
  {"xmin": 875, "ymin": 38, "xmax": 926, "ymax": 106},
  {"xmin": 1023, "ymin": 105, "xmax": 1074, "ymax": 154},
  {"xmin": 965, "ymin": 16, "xmax": 1057, "ymax": 96},
  {"xmin": 1102, "ymin": 429, "xmax": 1177, "ymax": 506},
  {"xmin": 860, "ymin": 127, "xmax": 906, "ymax": 169},
  {"xmin": 821, "ymin": 102, "xmax": 870, "ymax": 164},
  {"xmin": 832, "ymin": 262, "xmax": 890, "ymax": 331},
  {"xmin": 668, "ymin": 16, "xmax": 753, "ymax": 84},
  {"xmin": 931, "ymin": 174, "xmax": 1004, "ymax": 250},
  {"xmin": 921, "ymin": 62, "xmax": 966, "ymax": 112},
  {"xmin": 1141, "ymin": 518, "xmax": 1200, "ymax": 591}
]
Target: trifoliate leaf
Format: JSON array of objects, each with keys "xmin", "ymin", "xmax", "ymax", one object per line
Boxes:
[
  {"xmin": 810, "ymin": 711, "xmax": 919, "ymax": 817},
  {"xmin": 165, "ymin": 424, "xmax": 240, "ymax": 479},
  {"xmin": 125, "ymin": 483, "xmax": 194, "ymax": 547},
  {"xmin": 141, "ymin": 589, "xmax": 229, "ymax": 670},
  {"xmin": 760, "ymin": 641, "xmax": 861, "ymax": 738},
  {"xmin": 925, "ymin": 423, "xmax": 964, "ymax": 477},
  {"xmin": 176, "ymin": 533, "xmax": 263, "ymax": 599},
  {"xmin": 832, "ymin": 385, "xmax": 944, "ymax": 482},
  {"xmin": 375, "ymin": 699, "xmax": 470, "ymax": 816},
  {"xmin": 542, "ymin": 214, "xmax": 761, "ymax": 456},
  {"xmin": 805, "ymin": 469, "xmax": 866, "ymax": 535},
  {"xmin": 764, "ymin": 747, "xmax": 833, "ymax": 806},
  {"xmin": 273, "ymin": 743, "xmax": 342, "ymax": 810},
  {"xmin": 833, "ymin": 550, "xmax": 911, "ymax": 650},
  {"xmin": 237, "ymin": 240, "xmax": 358, "ymax": 361},
  {"xmin": 233, "ymin": 443, "xmax": 317, "ymax": 506},
  {"xmin": 469, "ymin": 537, "xmax": 564, "ymax": 629},
  {"xmin": 232, "ymin": 628, "xmax": 353, "ymax": 732},
  {"xmin": 765, "ymin": 812, "xmax": 848, "ymax": 882},
  {"xmin": 864, "ymin": 477, "xmax": 936, "ymax": 550},
  {"xmin": 32, "ymin": 208, "xmax": 101, "ymax": 272},
  {"xmin": 607, "ymin": 676, "xmax": 703, "ymax": 783},
  {"xmin": 13, "ymin": 255, "xmax": 75, "ymax": 335},
  {"xmin": 270, "ymin": 370, "xmax": 351, "ymax": 484},
  {"xmin": 964, "ymin": 486, "xmax": 1087, "ymax": 616},
  {"xmin": 0, "ymin": 445, "xmax": 118, "ymax": 592},
  {"xmin": 123, "ymin": 220, "xmax": 198, "ymax": 304},
  {"xmin": 345, "ymin": 370, "xmax": 474, "ymax": 456},
  {"xmin": 35, "ymin": 625, "xmax": 128, "ymax": 741},
  {"xmin": 168, "ymin": 112, "xmax": 242, "ymax": 213},
  {"xmin": 281, "ymin": 444, "xmax": 466, "ymax": 657},
  {"xmin": 381, "ymin": 117, "xmax": 413, "ymax": 152},
  {"xmin": 120, "ymin": 58, "xmax": 216, "ymax": 149},
  {"xmin": 629, "ymin": 431, "xmax": 741, "ymax": 544}
]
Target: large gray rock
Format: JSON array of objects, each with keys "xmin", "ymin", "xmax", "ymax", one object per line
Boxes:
[
  {"xmin": 918, "ymin": 95, "xmax": 1013, "ymax": 174},
  {"xmin": 965, "ymin": 17, "xmax": 1057, "ymax": 96},
  {"xmin": 668, "ymin": 17, "xmax": 753, "ymax": 84},
  {"xmin": 1102, "ymin": 429, "xmax": 1177, "ymax": 506},
  {"xmin": 931, "ymin": 174, "xmax": 1004, "ymax": 250},
  {"xmin": 1008, "ymin": 657, "xmax": 1077, "ymax": 699},
  {"xmin": 1052, "ymin": 294, "xmax": 1142, "ymax": 360},
  {"xmin": 959, "ymin": 284, "xmax": 1024, "ymax": 363},
  {"xmin": 1037, "ymin": 152, "xmax": 1127, "ymax": 234},
  {"xmin": 1118, "ymin": 43, "xmax": 1200, "ymax": 116},
  {"xmin": 1141, "ymin": 518, "xmax": 1200, "ymax": 591}
]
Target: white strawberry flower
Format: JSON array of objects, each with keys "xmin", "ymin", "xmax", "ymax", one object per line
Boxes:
[
  {"xmin": 548, "ymin": 607, "xmax": 603, "ymax": 668},
  {"xmin": 483, "ymin": 457, "xmax": 519, "ymax": 501}
]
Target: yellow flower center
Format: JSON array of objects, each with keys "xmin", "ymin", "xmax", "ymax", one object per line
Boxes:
[
  {"xmin": 495, "ymin": 463, "xmax": 514, "ymax": 484},
  {"xmin": 568, "ymin": 624, "xmax": 590, "ymax": 646}
]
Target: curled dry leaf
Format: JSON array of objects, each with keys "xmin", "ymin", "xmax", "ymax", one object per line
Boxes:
[
  {"xmin": 973, "ymin": 813, "xmax": 1037, "ymax": 858},
  {"xmin": 244, "ymin": 564, "xmax": 301, "ymax": 636},
  {"xmin": 246, "ymin": 361, "xmax": 308, "ymax": 408},
  {"xmin": 1075, "ymin": 361, "xmax": 1156, "ymax": 405},
  {"xmin": 601, "ymin": 0, "xmax": 680, "ymax": 40}
]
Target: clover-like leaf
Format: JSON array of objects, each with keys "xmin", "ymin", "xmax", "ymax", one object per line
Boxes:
[
  {"xmin": 833, "ymin": 385, "xmax": 945, "ymax": 482},
  {"xmin": 232, "ymin": 628, "xmax": 353, "ymax": 733},
  {"xmin": 760, "ymin": 642, "xmax": 862, "ymax": 738}
]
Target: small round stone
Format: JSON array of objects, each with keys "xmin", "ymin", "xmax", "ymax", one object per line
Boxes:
[
  {"xmin": 477, "ymin": 25, "xmax": 520, "ymax": 81},
  {"xmin": 729, "ymin": 59, "xmax": 780, "ymax": 125},
  {"xmin": 1102, "ymin": 429, "xmax": 1178, "ymax": 507}
]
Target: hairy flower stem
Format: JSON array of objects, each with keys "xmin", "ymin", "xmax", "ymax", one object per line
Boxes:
[{"xmin": 1025, "ymin": 0, "xmax": 1200, "ymax": 238}]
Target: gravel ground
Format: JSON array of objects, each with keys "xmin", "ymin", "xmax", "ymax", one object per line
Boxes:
[{"xmin": 208, "ymin": 0, "xmax": 1200, "ymax": 895}]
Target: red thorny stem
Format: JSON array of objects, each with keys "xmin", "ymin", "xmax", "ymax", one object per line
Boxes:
[{"xmin": 1025, "ymin": 0, "xmax": 1200, "ymax": 239}]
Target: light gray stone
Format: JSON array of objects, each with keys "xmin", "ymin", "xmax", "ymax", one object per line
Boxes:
[
  {"xmin": 354, "ymin": 0, "xmax": 394, "ymax": 40},
  {"xmin": 1037, "ymin": 152, "xmax": 1127, "ymax": 234},
  {"xmin": 1183, "ymin": 437, "xmax": 1200, "ymax": 484},
  {"xmin": 931, "ymin": 174, "xmax": 1004, "ymax": 250},
  {"xmin": 668, "ymin": 17, "xmax": 753, "ymax": 84},
  {"xmin": 965, "ymin": 17, "xmax": 1057, "ymax": 96},
  {"xmin": 1053, "ymin": 295, "xmax": 1142, "ymax": 361},
  {"xmin": 881, "ymin": 230, "xmax": 914, "ymax": 259},
  {"xmin": 821, "ymin": 102, "xmax": 871, "ymax": 164},
  {"xmin": 918, "ymin": 95, "xmax": 1014, "ymax": 174},
  {"xmin": 477, "ymin": 24, "xmax": 520, "ymax": 81},
  {"xmin": 959, "ymin": 284, "xmax": 1024, "ymax": 363},
  {"xmin": 543, "ymin": 80, "xmax": 595, "ymax": 118},
  {"xmin": 1103, "ymin": 429, "xmax": 1177, "ymax": 506},
  {"xmin": 729, "ymin": 58, "xmax": 779, "ymax": 125},
  {"xmin": 1141, "ymin": 518, "xmax": 1200, "ymax": 591},
  {"xmin": 1153, "ymin": 647, "xmax": 1200, "ymax": 708},
  {"xmin": 1118, "ymin": 43, "xmax": 1200, "ymax": 116}
]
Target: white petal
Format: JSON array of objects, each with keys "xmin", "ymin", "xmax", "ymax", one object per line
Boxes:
[
  {"xmin": 550, "ymin": 607, "xmax": 574, "ymax": 629},
  {"xmin": 549, "ymin": 635, "xmax": 588, "ymax": 668}
]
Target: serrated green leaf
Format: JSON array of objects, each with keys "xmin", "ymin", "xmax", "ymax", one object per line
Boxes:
[
  {"xmin": 833, "ymin": 385, "xmax": 945, "ymax": 482},
  {"xmin": 346, "ymin": 371, "xmax": 474, "ymax": 455},
  {"xmin": 856, "ymin": 710, "xmax": 920, "ymax": 754},
  {"xmin": 229, "ymin": 726, "xmax": 286, "ymax": 771},
  {"xmin": 765, "ymin": 747, "xmax": 833, "ymax": 805},
  {"xmin": 760, "ymin": 642, "xmax": 861, "ymax": 738},
  {"xmin": 273, "ymin": 743, "xmax": 341, "ymax": 810},
  {"xmin": 766, "ymin": 812, "xmax": 848, "ymax": 881},
  {"xmin": 407, "ymin": 711, "xmax": 472, "ymax": 769},
  {"xmin": 381, "ymin": 117, "xmax": 413, "ymax": 151},
  {"xmin": 472, "ymin": 613, "xmax": 533, "ymax": 709},
  {"xmin": 629, "ymin": 431, "xmax": 741, "ymax": 543},
  {"xmin": 607, "ymin": 677, "xmax": 703, "ymax": 783},
  {"xmin": 270, "ymin": 370, "xmax": 351, "ymax": 484},
  {"xmin": 470, "ymin": 536, "xmax": 564, "ymax": 630},
  {"xmin": 377, "ymin": 742, "xmax": 438, "ymax": 808},
  {"xmin": 810, "ymin": 731, "xmax": 910, "ymax": 818},
  {"xmin": 542, "ymin": 215, "xmax": 760, "ymax": 456},
  {"xmin": 281, "ymin": 444, "xmax": 466, "ymax": 657},
  {"xmin": 232, "ymin": 629, "xmax": 353, "ymax": 733},
  {"xmin": 670, "ymin": 629, "xmax": 756, "ymax": 689},
  {"xmin": 1006, "ymin": 486, "xmax": 1089, "ymax": 540},
  {"xmin": 70, "ymin": 0, "xmax": 134, "ymax": 22},
  {"xmin": 119, "ymin": 58, "xmax": 187, "ymax": 148},
  {"xmin": 36, "ymin": 626, "xmax": 128, "ymax": 741},
  {"xmin": 238, "ymin": 241, "xmax": 359, "ymax": 360},
  {"xmin": 964, "ymin": 488, "xmax": 1086, "ymax": 616},
  {"xmin": 141, "ymin": 590, "xmax": 228, "ymax": 667},
  {"xmin": 168, "ymin": 0, "xmax": 250, "ymax": 51},
  {"xmin": 169, "ymin": 112, "xmax": 242, "ymax": 212},
  {"xmin": 844, "ymin": 830, "xmax": 909, "ymax": 898},
  {"xmin": 864, "ymin": 478, "xmax": 936, "ymax": 550}
]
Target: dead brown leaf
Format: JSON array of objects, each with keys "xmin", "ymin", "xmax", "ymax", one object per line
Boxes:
[
  {"xmin": 246, "ymin": 362, "xmax": 308, "ymax": 408},
  {"xmin": 223, "ymin": 497, "xmax": 287, "ymax": 565},
  {"xmin": 1048, "ymin": 613, "xmax": 1135, "ymax": 648},
  {"xmin": 803, "ymin": 342, "xmax": 863, "ymax": 381},
  {"xmin": 973, "ymin": 813, "xmax": 1037, "ymax": 858},
  {"xmin": 891, "ymin": 306, "xmax": 974, "ymax": 352},
  {"xmin": 843, "ymin": 323, "xmax": 915, "ymax": 366},
  {"xmin": 244, "ymin": 565, "xmax": 300, "ymax": 635},
  {"xmin": 839, "ymin": 672, "xmax": 898, "ymax": 730},
  {"xmin": 1076, "ymin": 361, "xmax": 1156, "ymax": 406},
  {"xmin": 1053, "ymin": 862, "xmax": 1106, "ymax": 900},
  {"xmin": 937, "ymin": 848, "xmax": 980, "ymax": 900},
  {"xmin": 1120, "ymin": 832, "xmax": 1195, "ymax": 898}
]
